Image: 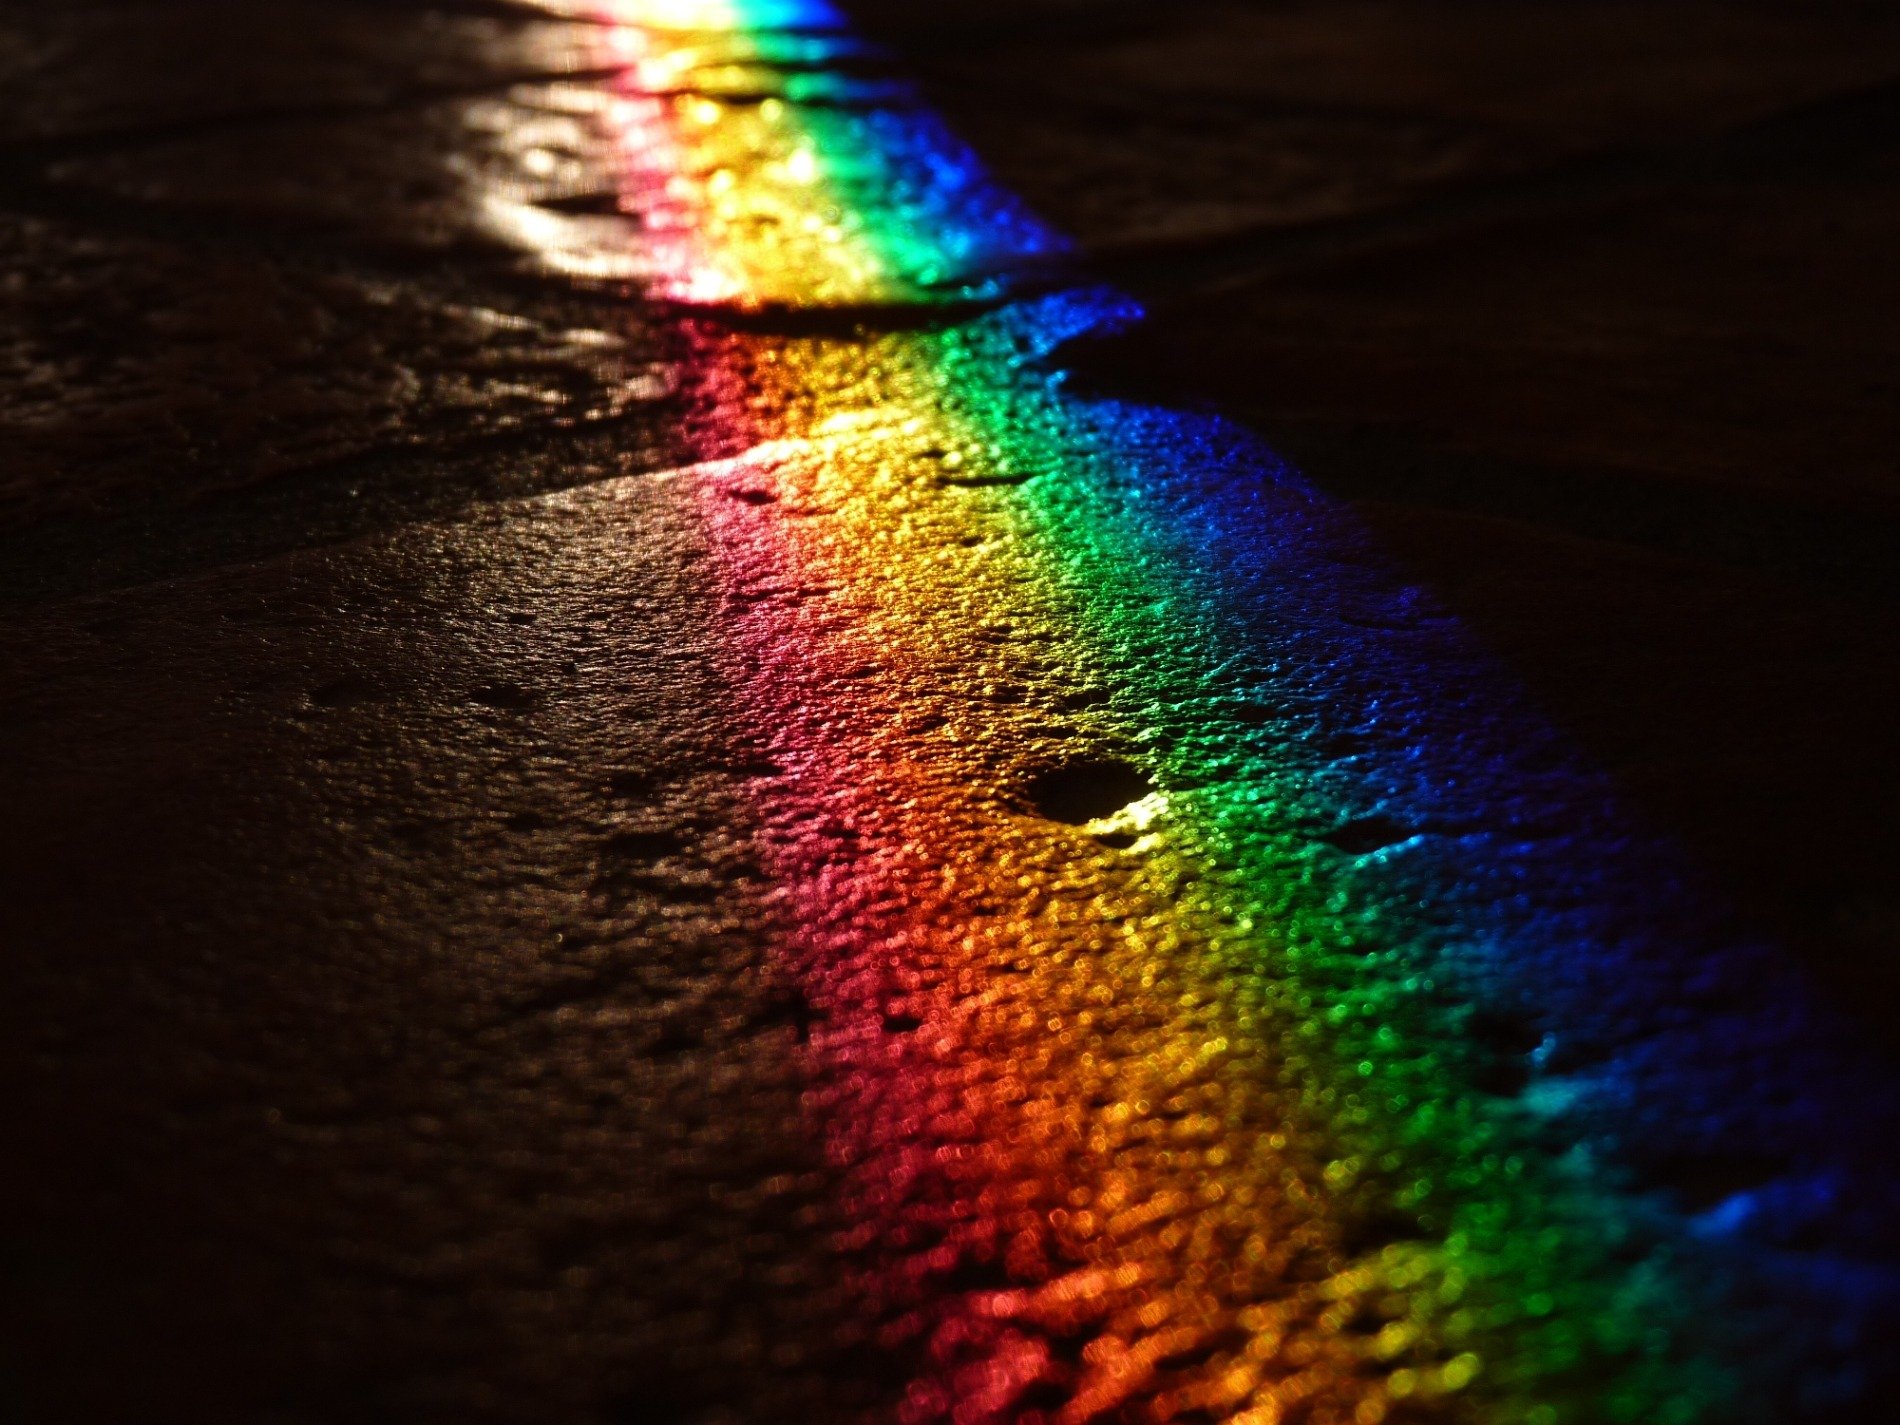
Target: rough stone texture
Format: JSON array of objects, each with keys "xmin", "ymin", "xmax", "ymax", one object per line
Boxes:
[
  {"xmin": 0, "ymin": 1, "xmax": 1896, "ymax": 1421},
  {"xmin": 846, "ymin": 0, "xmax": 1900, "ymax": 1038},
  {"xmin": 3, "ymin": 487, "xmax": 873, "ymax": 1423},
  {"xmin": 0, "ymin": 5, "xmax": 873, "ymax": 1421}
]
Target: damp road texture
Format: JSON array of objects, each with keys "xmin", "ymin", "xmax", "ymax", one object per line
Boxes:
[{"xmin": 2, "ymin": 4, "xmax": 1898, "ymax": 1425}]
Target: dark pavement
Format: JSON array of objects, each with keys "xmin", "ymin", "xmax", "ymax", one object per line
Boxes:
[
  {"xmin": 852, "ymin": 0, "xmax": 1900, "ymax": 1030},
  {"xmin": 2, "ymin": 3, "xmax": 1896, "ymax": 1422}
]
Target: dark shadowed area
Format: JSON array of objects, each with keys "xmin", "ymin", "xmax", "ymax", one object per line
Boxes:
[
  {"xmin": 1, "ymin": 2, "xmax": 1895, "ymax": 1422},
  {"xmin": 840, "ymin": 0, "xmax": 1900, "ymax": 1032}
]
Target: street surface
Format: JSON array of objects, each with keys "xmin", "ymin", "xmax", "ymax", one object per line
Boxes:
[{"xmin": 2, "ymin": 3, "xmax": 1897, "ymax": 1423}]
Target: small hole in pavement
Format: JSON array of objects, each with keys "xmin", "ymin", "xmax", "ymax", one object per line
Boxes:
[
  {"xmin": 1465, "ymin": 1009, "xmax": 1543, "ymax": 1095},
  {"xmin": 939, "ymin": 1254, "xmax": 1015, "ymax": 1294},
  {"xmin": 1339, "ymin": 1207, "xmax": 1427, "ymax": 1255},
  {"xmin": 1025, "ymin": 758, "xmax": 1154, "ymax": 825},
  {"xmin": 470, "ymin": 681, "xmax": 536, "ymax": 711},
  {"xmin": 605, "ymin": 769, "xmax": 656, "ymax": 799},
  {"xmin": 1636, "ymin": 1153, "xmax": 1786, "ymax": 1213},
  {"xmin": 1322, "ymin": 815, "xmax": 1413, "ymax": 855},
  {"xmin": 1466, "ymin": 1009, "xmax": 1542, "ymax": 1058}
]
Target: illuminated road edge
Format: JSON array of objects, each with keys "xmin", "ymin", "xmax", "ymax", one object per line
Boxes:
[{"xmin": 493, "ymin": 4, "xmax": 1899, "ymax": 1421}]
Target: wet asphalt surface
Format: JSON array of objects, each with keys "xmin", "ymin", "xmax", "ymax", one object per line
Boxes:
[{"xmin": 2, "ymin": 3, "xmax": 1898, "ymax": 1422}]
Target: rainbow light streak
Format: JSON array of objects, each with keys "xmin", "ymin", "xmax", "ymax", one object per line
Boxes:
[{"xmin": 551, "ymin": 3, "xmax": 1899, "ymax": 1421}]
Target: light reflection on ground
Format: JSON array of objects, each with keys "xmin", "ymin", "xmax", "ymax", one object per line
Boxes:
[{"xmin": 471, "ymin": 4, "xmax": 1898, "ymax": 1422}]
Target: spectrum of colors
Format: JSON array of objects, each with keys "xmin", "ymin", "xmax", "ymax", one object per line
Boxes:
[{"xmin": 509, "ymin": 3, "xmax": 1898, "ymax": 1421}]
